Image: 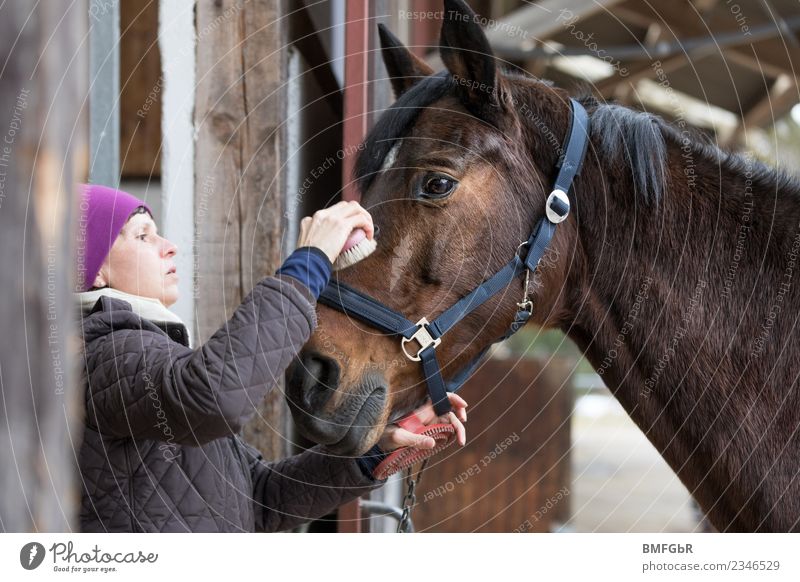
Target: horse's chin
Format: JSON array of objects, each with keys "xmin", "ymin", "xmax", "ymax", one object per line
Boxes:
[{"xmin": 325, "ymin": 419, "xmax": 386, "ymax": 456}]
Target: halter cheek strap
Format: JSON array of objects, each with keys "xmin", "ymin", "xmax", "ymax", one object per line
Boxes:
[{"xmin": 319, "ymin": 99, "xmax": 590, "ymax": 416}]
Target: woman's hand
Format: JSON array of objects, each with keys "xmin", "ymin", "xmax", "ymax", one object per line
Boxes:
[
  {"xmin": 377, "ymin": 393, "xmax": 468, "ymax": 452},
  {"xmin": 296, "ymin": 200, "xmax": 374, "ymax": 263}
]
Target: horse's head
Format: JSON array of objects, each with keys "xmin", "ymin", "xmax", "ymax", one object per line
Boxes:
[{"xmin": 287, "ymin": 0, "xmax": 581, "ymax": 455}]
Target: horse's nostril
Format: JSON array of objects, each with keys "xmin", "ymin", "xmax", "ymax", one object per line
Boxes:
[{"xmin": 299, "ymin": 353, "xmax": 340, "ymax": 410}]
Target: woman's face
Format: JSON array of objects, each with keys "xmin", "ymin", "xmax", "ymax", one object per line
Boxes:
[{"xmin": 93, "ymin": 212, "xmax": 179, "ymax": 307}]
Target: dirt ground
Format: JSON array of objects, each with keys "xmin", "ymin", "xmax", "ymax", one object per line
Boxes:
[{"xmin": 562, "ymin": 392, "xmax": 703, "ymax": 533}]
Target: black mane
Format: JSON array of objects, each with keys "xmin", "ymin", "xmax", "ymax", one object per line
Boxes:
[
  {"xmin": 585, "ymin": 97, "xmax": 800, "ymax": 205},
  {"xmin": 589, "ymin": 103, "xmax": 668, "ymax": 204}
]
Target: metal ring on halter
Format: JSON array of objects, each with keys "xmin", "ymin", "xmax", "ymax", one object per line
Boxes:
[{"xmin": 400, "ymin": 317, "xmax": 442, "ymax": 362}]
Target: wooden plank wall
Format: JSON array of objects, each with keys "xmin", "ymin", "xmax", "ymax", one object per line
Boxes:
[
  {"xmin": 412, "ymin": 357, "xmax": 573, "ymax": 532},
  {"xmin": 194, "ymin": 0, "xmax": 289, "ymax": 461}
]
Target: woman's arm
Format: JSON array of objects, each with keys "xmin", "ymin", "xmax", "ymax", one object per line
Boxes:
[
  {"xmin": 83, "ymin": 274, "xmax": 317, "ymax": 444},
  {"xmin": 239, "ymin": 438, "xmax": 384, "ymax": 532},
  {"xmin": 83, "ymin": 200, "xmax": 374, "ymax": 444}
]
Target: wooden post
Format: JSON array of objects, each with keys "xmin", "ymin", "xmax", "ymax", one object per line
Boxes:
[
  {"xmin": 194, "ymin": 0, "xmax": 289, "ymax": 461},
  {"xmin": 119, "ymin": 0, "xmax": 162, "ymax": 179},
  {"xmin": 0, "ymin": 0, "xmax": 87, "ymax": 531}
]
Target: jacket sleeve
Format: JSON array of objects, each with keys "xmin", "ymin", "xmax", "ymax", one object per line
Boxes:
[
  {"xmin": 238, "ymin": 439, "xmax": 385, "ymax": 532},
  {"xmin": 84, "ymin": 275, "xmax": 316, "ymax": 444}
]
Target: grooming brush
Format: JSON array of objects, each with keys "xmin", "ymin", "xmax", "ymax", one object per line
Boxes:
[
  {"xmin": 372, "ymin": 412, "xmax": 457, "ymax": 480},
  {"xmin": 333, "ymin": 228, "xmax": 377, "ymax": 270}
]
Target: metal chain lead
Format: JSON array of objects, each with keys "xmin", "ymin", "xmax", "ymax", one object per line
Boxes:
[
  {"xmin": 515, "ymin": 240, "xmax": 535, "ymax": 316},
  {"xmin": 397, "ymin": 458, "xmax": 429, "ymax": 533},
  {"xmin": 517, "ymin": 267, "xmax": 534, "ymax": 314}
]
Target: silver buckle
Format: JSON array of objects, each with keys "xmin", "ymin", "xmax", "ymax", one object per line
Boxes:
[
  {"xmin": 546, "ymin": 189, "xmax": 570, "ymax": 223},
  {"xmin": 401, "ymin": 317, "xmax": 441, "ymax": 362}
]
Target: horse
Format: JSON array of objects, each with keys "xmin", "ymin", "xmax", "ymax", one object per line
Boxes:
[{"xmin": 286, "ymin": 0, "xmax": 800, "ymax": 532}]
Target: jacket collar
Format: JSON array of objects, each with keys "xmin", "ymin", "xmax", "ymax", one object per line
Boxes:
[{"xmin": 76, "ymin": 288, "xmax": 192, "ymax": 348}]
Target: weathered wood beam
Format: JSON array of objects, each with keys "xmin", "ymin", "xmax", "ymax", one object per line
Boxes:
[
  {"xmin": 119, "ymin": 0, "xmax": 161, "ymax": 178},
  {"xmin": 485, "ymin": 0, "xmax": 627, "ymax": 47},
  {"xmin": 595, "ymin": 52, "xmax": 685, "ymax": 99},
  {"xmin": 0, "ymin": 0, "xmax": 86, "ymax": 531},
  {"xmin": 617, "ymin": 0, "xmax": 800, "ymax": 78},
  {"xmin": 724, "ymin": 48, "xmax": 795, "ymax": 81},
  {"xmin": 195, "ymin": 0, "xmax": 289, "ymax": 461},
  {"xmin": 726, "ymin": 75, "xmax": 799, "ymax": 145}
]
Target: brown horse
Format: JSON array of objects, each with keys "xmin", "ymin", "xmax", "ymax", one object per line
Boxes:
[{"xmin": 286, "ymin": 0, "xmax": 800, "ymax": 532}]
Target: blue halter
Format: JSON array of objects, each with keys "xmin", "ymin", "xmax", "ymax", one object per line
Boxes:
[{"xmin": 319, "ymin": 99, "xmax": 590, "ymax": 416}]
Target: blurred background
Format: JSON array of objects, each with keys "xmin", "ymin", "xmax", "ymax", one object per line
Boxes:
[{"xmin": 2, "ymin": 0, "xmax": 799, "ymax": 532}]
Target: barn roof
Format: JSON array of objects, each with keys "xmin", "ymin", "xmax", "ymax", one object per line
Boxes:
[{"xmin": 483, "ymin": 0, "xmax": 800, "ymax": 146}]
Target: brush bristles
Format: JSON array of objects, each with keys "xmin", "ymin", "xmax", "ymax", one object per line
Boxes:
[
  {"xmin": 333, "ymin": 237, "xmax": 377, "ymax": 271},
  {"xmin": 372, "ymin": 423, "xmax": 456, "ymax": 480}
]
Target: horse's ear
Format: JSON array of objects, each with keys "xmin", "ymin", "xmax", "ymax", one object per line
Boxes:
[
  {"xmin": 378, "ymin": 23, "xmax": 434, "ymax": 98},
  {"xmin": 439, "ymin": 0, "xmax": 507, "ymax": 127}
]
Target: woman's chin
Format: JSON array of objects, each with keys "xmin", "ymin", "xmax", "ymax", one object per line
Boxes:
[
  {"xmin": 163, "ymin": 293, "xmax": 179, "ymax": 308},
  {"xmin": 161, "ymin": 285, "xmax": 179, "ymax": 308}
]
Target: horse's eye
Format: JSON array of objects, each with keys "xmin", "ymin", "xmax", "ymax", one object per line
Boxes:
[{"xmin": 419, "ymin": 174, "xmax": 457, "ymax": 200}]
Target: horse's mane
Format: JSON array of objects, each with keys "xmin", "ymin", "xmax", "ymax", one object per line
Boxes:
[
  {"xmin": 581, "ymin": 95, "xmax": 800, "ymax": 206},
  {"xmin": 586, "ymin": 102, "xmax": 668, "ymax": 204}
]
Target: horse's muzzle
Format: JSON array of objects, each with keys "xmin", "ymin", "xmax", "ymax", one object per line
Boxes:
[{"xmin": 286, "ymin": 351, "xmax": 387, "ymax": 454}]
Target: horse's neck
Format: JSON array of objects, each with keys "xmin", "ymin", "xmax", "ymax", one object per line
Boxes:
[{"xmin": 565, "ymin": 140, "xmax": 800, "ymax": 531}]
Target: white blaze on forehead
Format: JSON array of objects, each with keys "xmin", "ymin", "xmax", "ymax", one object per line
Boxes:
[{"xmin": 379, "ymin": 141, "xmax": 400, "ymax": 174}]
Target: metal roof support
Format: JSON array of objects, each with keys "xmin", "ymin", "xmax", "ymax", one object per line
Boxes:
[{"xmin": 88, "ymin": 0, "xmax": 120, "ymax": 186}]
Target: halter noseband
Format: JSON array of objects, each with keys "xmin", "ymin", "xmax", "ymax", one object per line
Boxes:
[{"xmin": 319, "ymin": 99, "xmax": 590, "ymax": 416}]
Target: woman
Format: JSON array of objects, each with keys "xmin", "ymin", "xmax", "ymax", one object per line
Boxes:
[{"xmin": 76, "ymin": 184, "xmax": 466, "ymax": 532}]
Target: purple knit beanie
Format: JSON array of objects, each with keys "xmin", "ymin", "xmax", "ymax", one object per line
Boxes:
[{"xmin": 75, "ymin": 184, "xmax": 152, "ymax": 292}]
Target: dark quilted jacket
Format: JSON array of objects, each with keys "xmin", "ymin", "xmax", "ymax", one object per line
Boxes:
[{"xmin": 78, "ymin": 275, "xmax": 380, "ymax": 532}]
